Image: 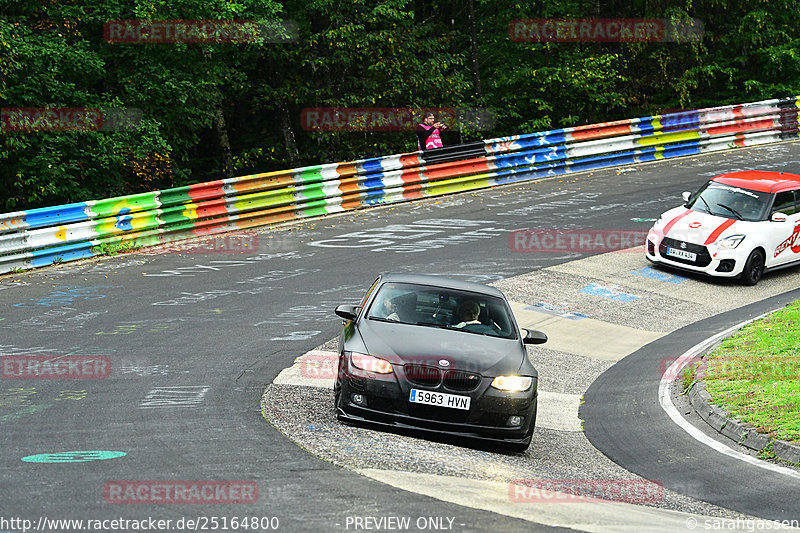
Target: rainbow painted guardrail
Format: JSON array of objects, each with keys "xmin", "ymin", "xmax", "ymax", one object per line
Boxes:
[{"xmin": 1, "ymin": 96, "xmax": 798, "ymax": 274}]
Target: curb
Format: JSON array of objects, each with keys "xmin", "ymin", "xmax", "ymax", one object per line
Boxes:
[{"xmin": 688, "ymin": 381, "xmax": 800, "ymax": 465}]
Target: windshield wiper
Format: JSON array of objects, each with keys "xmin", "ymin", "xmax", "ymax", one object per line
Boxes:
[
  {"xmin": 413, "ymin": 321, "xmax": 450, "ymax": 329},
  {"xmin": 460, "ymin": 329, "xmax": 504, "ymax": 338},
  {"xmin": 716, "ymin": 203, "xmax": 743, "ymax": 220},
  {"xmin": 694, "ymin": 195, "xmax": 712, "ymax": 213}
]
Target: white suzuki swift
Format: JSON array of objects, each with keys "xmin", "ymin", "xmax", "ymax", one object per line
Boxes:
[{"xmin": 646, "ymin": 170, "xmax": 800, "ymax": 285}]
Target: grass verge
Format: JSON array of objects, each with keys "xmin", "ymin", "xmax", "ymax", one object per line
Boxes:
[{"xmin": 703, "ymin": 301, "xmax": 800, "ymax": 445}]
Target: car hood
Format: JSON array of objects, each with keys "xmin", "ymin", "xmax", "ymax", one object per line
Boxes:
[
  {"xmin": 355, "ymin": 319, "xmax": 524, "ymax": 376},
  {"xmin": 656, "ymin": 207, "xmax": 744, "ymax": 245}
]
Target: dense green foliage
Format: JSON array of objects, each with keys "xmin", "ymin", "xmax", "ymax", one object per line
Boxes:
[{"xmin": 2, "ymin": 0, "xmax": 799, "ymax": 210}]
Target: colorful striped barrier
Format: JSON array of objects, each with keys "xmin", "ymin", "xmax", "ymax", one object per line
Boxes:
[{"xmin": 1, "ymin": 96, "xmax": 798, "ymax": 274}]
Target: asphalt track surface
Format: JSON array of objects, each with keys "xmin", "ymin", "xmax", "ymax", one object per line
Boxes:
[{"xmin": 1, "ymin": 141, "xmax": 799, "ymax": 532}]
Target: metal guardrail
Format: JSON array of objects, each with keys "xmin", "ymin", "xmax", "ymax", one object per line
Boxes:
[{"xmin": 1, "ymin": 96, "xmax": 798, "ymax": 274}]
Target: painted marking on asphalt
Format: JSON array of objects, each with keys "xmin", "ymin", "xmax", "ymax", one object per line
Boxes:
[
  {"xmin": 659, "ymin": 313, "xmax": 800, "ymax": 481},
  {"xmin": 0, "ymin": 387, "xmax": 38, "ymax": 408},
  {"xmin": 270, "ymin": 330, "xmax": 322, "ymax": 342},
  {"xmin": 524, "ymin": 302, "xmax": 589, "ymax": 321},
  {"xmin": 55, "ymin": 390, "xmax": 86, "ymax": 401},
  {"xmin": 1, "ymin": 404, "xmax": 51, "ymax": 422},
  {"xmin": 139, "ymin": 386, "xmax": 210, "ymax": 408},
  {"xmin": 119, "ymin": 365, "xmax": 188, "ymax": 376},
  {"xmin": 306, "ymin": 219, "xmax": 509, "ymax": 253},
  {"xmin": 22, "ymin": 450, "xmax": 127, "ymax": 463},
  {"xmin": 580, "ymin": 283, "xmax": 640, "ymax": 302},
  {"xmin": 12, "ymin": 286, "xmax": 109, "ymax": 308},
  {"xmin": 630, "ymin": 267, "xmax": 688, "ymax": 284}
]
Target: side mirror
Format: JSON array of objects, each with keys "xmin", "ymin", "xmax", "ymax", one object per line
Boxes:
[
  {"xmin": 681, "ymin": 191, "xmax": 692, "ymax": 203},
  {"xmin": 335, "ymin": 305, "xmax": 358, "ymax": 321},
  {"xmin": 522, "ymin": 329, "xmax": 548, "ymax": 345},
  {"xmin": 771, "ymin": 212, "xmax": 788, "ymax": 223}
]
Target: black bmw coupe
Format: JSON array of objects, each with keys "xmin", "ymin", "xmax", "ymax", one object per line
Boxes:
[{"xmin": 333, "ymin": 273, "xmax": 547, "ymax": 452}]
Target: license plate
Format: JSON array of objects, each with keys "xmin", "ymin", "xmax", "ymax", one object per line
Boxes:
[
  {"xmin": 666, "ymin": 246, "xmax": 697, "ymax": 262},
  {"xmin": 409, "ymin": 389, "xmax": 470, "ymax": 410}
]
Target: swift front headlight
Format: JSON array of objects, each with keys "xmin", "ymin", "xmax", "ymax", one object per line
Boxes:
[
  {"xmin": 715, "ymin": 234, "xmax": 746, "ymax": 249},
  {"xmin": 491, "ymin": 375, "xmax": 533, "ymax": 392}
]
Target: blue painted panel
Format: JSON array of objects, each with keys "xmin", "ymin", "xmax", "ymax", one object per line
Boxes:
[
  {"xmin": 361, "ymin": 175, "xmax": 387, "ymax": 190},
  {"xmin": 29, "ymin": 242, "xmax": 95, "ymax": 268},
  {"xmin": 359, "ymin": 157, "xmax": 386, "ymax": 174},
  {"xmin": 362, "ymin": 189, "xmax": 386, "ymax": 205},
  {"xmin": 24, "ymin": 203, "xmax": 90, "ymax": 229}
]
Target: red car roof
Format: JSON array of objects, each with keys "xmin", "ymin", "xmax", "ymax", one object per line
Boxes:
[{"xmin": 712, "ymin": 170, "xmax": 800, "ymax": 193}]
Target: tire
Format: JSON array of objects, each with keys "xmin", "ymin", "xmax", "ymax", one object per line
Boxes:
[{"xmin": 739, "ymin": 249, "xmax": 765, "ymax": 286}]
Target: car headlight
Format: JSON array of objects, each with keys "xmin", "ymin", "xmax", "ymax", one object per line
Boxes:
[
  {"xmin": 491, "ymin": 375, "xmax": 533, "ymax": 392},
  {"xmin": 715, "ymin": 234, "xmax": 746, "ymax": 249},
  {"xmin": 350, "ymin": 352, "xmax": 394, "ymax": 374}
]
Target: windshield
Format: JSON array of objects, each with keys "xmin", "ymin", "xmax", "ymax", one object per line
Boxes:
[
  {"xmin": 686, "ymin": 181, "xmax": 769, "ymax": 222},
  {"xmin": 367, "ymin": 282, "xmax": 518, "ymax": 340}
]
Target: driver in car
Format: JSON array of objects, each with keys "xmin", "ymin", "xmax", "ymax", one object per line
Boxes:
[
  {"xmin": 378, "ymin": 295, "xmax": 401, "ymax": 321},
  {"xmin": 453, "ymin": 301, "xmax": 482, "ymax": 328}
]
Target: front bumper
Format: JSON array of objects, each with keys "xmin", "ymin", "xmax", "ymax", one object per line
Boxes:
[
  {"xmin": 336, "ymin": 367, "xmax": 537, "ymax": 444},
  {"xmin": 645, "ymin": 232, "xmax": 744, "ymax": 278}
]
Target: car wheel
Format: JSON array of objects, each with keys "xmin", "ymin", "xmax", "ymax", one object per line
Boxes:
[{"xmin": 739, "ymin": 249, "xmax": 765, "ymax": 286}]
